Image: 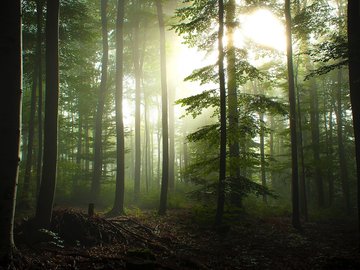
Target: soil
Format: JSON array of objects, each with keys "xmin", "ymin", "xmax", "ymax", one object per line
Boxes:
[{"xmin": 3, "ymin": 208, "xmax": 360, "ymax": 269}]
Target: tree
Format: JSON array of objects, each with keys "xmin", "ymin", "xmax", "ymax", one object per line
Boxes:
[
  {"xmin": 347, "ymin": 0, "xmax": 360, "ymax": 231},
  {"xmin": 285, "ymin": 0, "xmax": 301, "ymax": 230},
  {"xmin": 157, "ymin": 0, "xmax": 170, "ymax": 215},
  {"xmin": 91, "ymin": 0, "xmax": 109, "ymax": 203},
  {"xmin": 0, "ymin": 0, "xmax": 22, "ymax": 261},
  {"xmin": 35, "ymin": 0, "xmax": 60, "ymax": 228},
  {"xmin": 226, "ymin": 0, "xmax": 241, "ymax": 205},
  {"xmin": 111, "ymin": 0, "xmax": 125, "ymax": 215},
  {"xmin": 133, "ymin": 0, "xmax": 141, "ymax": 201},
  {"xmin": 23, "ymin": 0, "xmax": 45, "ymax": 201},
  {"xmin": 215, "ymin": 0, "xmax": 227, "ymax": 226}
]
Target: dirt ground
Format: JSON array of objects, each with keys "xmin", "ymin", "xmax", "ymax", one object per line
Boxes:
[{"xmin": 3, "ymin": 208, "xmax": 360, "ymax": 269}]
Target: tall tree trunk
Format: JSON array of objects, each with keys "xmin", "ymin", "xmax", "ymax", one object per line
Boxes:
[
  {"xmin": 215, "ymin": 0, "xmax": 227, "ymax": 226},
  {"xmin": 226, "ymin": 0, "xmax": 241, "ymax": 206},
  {"xmin": 296, "ymin": 83, "xmax": 308, "ymax": 221},
  {"xmin": 0, "ymin": 0, "xmax": 22, "ymax": 260},
  {"xmin": 324, "ymin": 90, "xmax": 334, "ymax": 206},
  {"xmin": 133, "ymin": 4, "xmax": 141, "ymax": 201},
  {"xmin": 259, "ymin": 112, "xmax": 267, "ymax": 203},
  {"xmin": 157, "ymin": 0, "xmax": 169, "ymax": 215},
  {"xmin": 347, "ymin": 0, "xmax": 360, "ymax": 232},
  {"xmin": 23, "ymin": 48, "xmax": 39, "ymax": 200},
  {"xmin": 91, "ymin": 0, "xmax": 109, "ymax": 203},
  {"xmin": 169, "ymin": 86, "xmax": 175, "ymax": 191},
  {"xmin": 285, "ymin": 0, "xmax": 301, "ymax": 230},
  {"xmin": 35, "ymin": 0, "xmax": 60, "ymax": 228},
  {"xmin": 309, "ymin": 78, "xmax": 324, "ymax": 207},
  {"xmin": 111, "ymin": 0, "xmax": 125, "ymax": 215}
]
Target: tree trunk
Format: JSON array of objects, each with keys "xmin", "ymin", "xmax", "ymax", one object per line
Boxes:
[
  {"xmin": 35, "ymin": 0, "xmax": 60, "ymax": 228},
  {"xmin": 215, "ymin": 0, "xmax": 227, "ymax": 226},
  {"xmin": 347, "ymin": 0, "xmax": 360, "ymax": 231},
  {"xmin": 226, "ymin": 0, "xmax": 241, "ymax": 206},
  {"xmin": 0, "ymin": 0, "xmax": 21, "ymax": 260},
  {"xmin": 157, "ymin": 0, "xmax": 169, "ymax": 215},
  {"xmin": 91, "ymin": 0, "xmax": 109, "ymax": 203},
  {"xmin": 285, "ymin": 0, "xmax": 301, "ymax": 230},
  {"xmin": 23, "ymin": 47, "xmax": 38, "ymax": 201},
  {"xmin": 309, "ymin": 78, "xmax": 324, "ymax": 207},
  {"xmin": 133, "ymin": 3, "xmax": 141, "ymax": 201},
  {"xmin": 111, "ymin": 0, "xmax": 125, "ymax": 215},
  {"xmin": 169, "ymin": 86, "xmax": 175, "ymax": 191}
]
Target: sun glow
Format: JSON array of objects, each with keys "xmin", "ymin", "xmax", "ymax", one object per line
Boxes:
[{"xmin": 240, "ymin": 9, "xmax": 286, "ymax": 52}]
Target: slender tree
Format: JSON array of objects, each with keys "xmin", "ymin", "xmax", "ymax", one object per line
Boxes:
[
  {"xmin": 91, "ymin": 0, "xmax": 109, "ymax": 202},
  {"xmin": 285, "ymin": 0, "xmax": 301, "ymax": 230},
  {"xmin": 133, "ymin": 0, "xmax": 141, "ymax": 200},
  {"xmin": 111, "ymin": 0, "xmax": 126, "ymax": 215},
  {"xmin": 226, "ymin": 0, "xmax": 241, "ymax": 205},
  {"xmin": 215, "ymin": 0, "xmax": 227, "ymax": 226},
  {"xmin": 0, "ymin": 0, "xmax": 22, "ymax": 260},
  {"xmin": 157, "ymin": 0, "xmax": 170, "ymax": 215},
  {"xmin": 35, "ymin": 0, "xmax": 60, "ymax": 228},
  {"xmin": 347, "ymin": 0, "xmax": 360, "ymax": 231},
  {"xmin": 23, "ymin": 24, "xmax": 39, "ymax": 200}
]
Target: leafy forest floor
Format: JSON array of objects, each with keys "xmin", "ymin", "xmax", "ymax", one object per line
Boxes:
[{"xmin": 5, "ymin": 208, "xmax": 360, "ymax": 269}]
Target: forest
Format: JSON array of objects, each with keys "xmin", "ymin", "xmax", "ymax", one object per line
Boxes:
[{"xmin": 1, "ymin": 0, "xmax": 360, "ymax": 269}]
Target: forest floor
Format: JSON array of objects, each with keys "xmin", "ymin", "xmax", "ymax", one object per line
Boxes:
[{"xmin": 5, "ymin": 208, "xmax": 360, "ymax": 269}]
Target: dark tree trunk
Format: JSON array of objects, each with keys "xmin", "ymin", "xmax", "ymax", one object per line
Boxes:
[
  {"xmin": 23, "ymin": 49, "xmax": 38, "ymax": 200},
  {"xmin": 133, "ymin": 3, "xmax": 141, "ymax": 201},
  {"xmin": 226, "ymin": 0, "xmax": 241, "ymax": 206},
  {"xmin": 347, "ymin": 0, "xmax": 360, "ymax": 231},
  {"xmin": 296, "ymin": 82, "xmax": 308, "ymax": 221},
  {"xmin": 35, "ymin": 0, "xmax": 59, "ymax": 228},
  {"xmin": 259, "ymin": 112, "xmax": 267, "ymax": 203},
  {"xmin": 285, "ymin": 0, "xmax": 301, "ymax": 230},
  {"xmin": 111, "ymin": 0, "xmax": 125, "ymax": 215},
  {"xmin": 169, "ymin": 86, "xmax": 175, "ymax": 191},
  {"xmin": 0, "ymin": 0, "xmax": 21, "ymax": 260},
  {"xmin": 157, "ymin": 0, "xmax": 169, "ymax": 215},
  {"xmin": 309, "ymin": 78, "xmax": 324, "ymax": 207},
  {"xmin": 215, "ymin": 0, "xmax": 227, "ymax": 226},
  {"xmin": 91, "ymin": 0, "xmax": 109, "ymax": 203}
]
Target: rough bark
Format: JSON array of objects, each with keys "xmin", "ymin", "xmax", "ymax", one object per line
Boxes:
[
  {"xmin": 111, "ymin": 0, "xmax": 125, "ymax": 215},
  {"xmin": 157, "ymin": 0, "xmax": 169, "ymax": 215},
  {"xmin": 215, "ymin": 0, "xmax": 227, "ymax": 226},
  {"xmin": 35, "ymin": 0, "xmax": 60, "ymax": 228},
  {"xmin": 335, "ymin": 69, "xmax": 351, "ymax": 213},
  {"xmin": 0, "ymin": 0, "xmax": 22, "ymax": 260},
  {"xmin": 91, "ymin": 0, "xmax": 109, "ymax": 202},
  {"xmin": 285, "ymin": 0, "xmax": 301, "ymax": 230},
  {"xmin": 347, "ymin": 0, "xmax": 360, "ymax": 228},
  {"xmin": 226, "ymin": 0, "xmax": 241, "ymax": 206},
  {"xmin": 133, "ymin": 2, "xmax": 141, "ymax": 200}
]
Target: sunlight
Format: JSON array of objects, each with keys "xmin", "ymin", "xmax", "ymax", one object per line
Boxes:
[{"xmin": 240, "ymin": 9, "xmax": 286, "ymax": 52}]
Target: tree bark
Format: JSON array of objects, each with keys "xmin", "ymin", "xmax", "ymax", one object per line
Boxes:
[
  {"xmin": 347, "ymin": 0, "xmax": 360, "ymax": 229},
  {"xmin": 35, "ymin": 0, "xmax": 60, "ymax": 228},
  {"xmin": 23, "ymin": 0, "xmax": 43, "ymax": 201},
  {"xmin": 215, "ymin": 0, "xmax": 227, "ymax": 226},
  {"xmin": 285, "ymin": 0, "xmax": 301, "ymax": 230},
  {"xmin": 111, "ymin": 0, "xmax": 125, "ymax": 215},
  {"xmin": 157, "ymin": 0, "xmax": 169, "ymax": 215},
  {"xmin": 91, "ymin": 0, "xmax": 109, "ymax": 203},
  {"xmin": 0, "ymin": 0, "xmax": 22, "ymax": 260},
  {"xmin": 226, "ymin": 0, "xmax": 241, "ymax": 206},
  {"xmin": 133, "ymin": 1, "xmax": 141, "ymax": 201}
]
